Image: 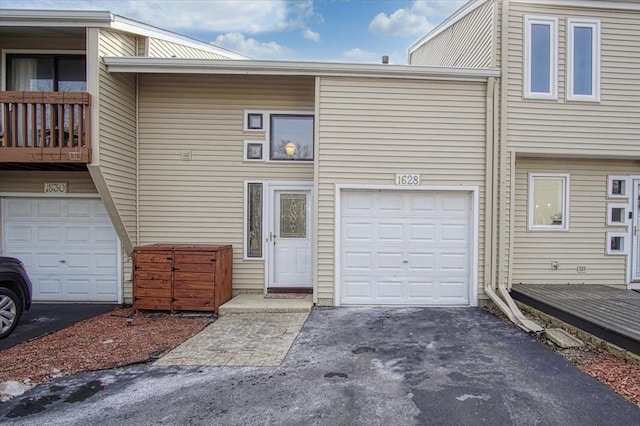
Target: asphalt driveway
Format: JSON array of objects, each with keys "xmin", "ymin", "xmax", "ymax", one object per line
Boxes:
[
  {"xmin": 1, "ymin": 307, "xmax": 638, "ymax": 425},
  {"xmin": 0, "ymin": 304, "xmax": 117, "ymax": 351}
]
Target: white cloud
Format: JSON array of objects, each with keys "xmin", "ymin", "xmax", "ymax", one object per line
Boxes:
[
  {"xmin": 342, "ymin": 48, "xmax": 378, "ymax": 63},
  {"xmin": 1, "ymin": 0, "xmax": 319, "ymax": 35},
  {"xmin": 368, "ymin": 0, "xmax": 465, "ymax": 37},
  {"xmin": 214, "ymin": 32, "xmax": 291, "ymax": 60},
  {"xmin": 302, "ymin": 28, "xmax": 321, "ymax": 42}
]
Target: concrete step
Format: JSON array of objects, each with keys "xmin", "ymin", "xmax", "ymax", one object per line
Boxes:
[{"xmin": 219, "ymin": 294, "xmax": 313, "ymax": 315}]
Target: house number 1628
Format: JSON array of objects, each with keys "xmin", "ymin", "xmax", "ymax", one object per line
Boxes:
[{"xmin": 395, "ymin": 174, "xmax": 420, "ymax": 186}]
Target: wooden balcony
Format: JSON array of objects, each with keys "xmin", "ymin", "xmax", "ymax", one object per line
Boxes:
[{"xmin": 0, "ymin": 91, "xmax": 91, "ymax": 165}]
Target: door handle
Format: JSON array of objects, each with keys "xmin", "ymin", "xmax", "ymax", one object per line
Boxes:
[
  {"xmin": 59, "ymin": 260, "xmax": 66, "ymax": 263},
  {"xmin": 635, "ymin": 225, "xmax": 638, "ymax": 236}
]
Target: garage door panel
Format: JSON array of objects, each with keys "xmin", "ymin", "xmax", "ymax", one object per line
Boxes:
[
  {"xmin": 3, "ymin": 197, "xmax": 119, "ymax": 302},
  {"xmin": 341, "ymin": 190, "xmax": 472, "ymax": 306}
]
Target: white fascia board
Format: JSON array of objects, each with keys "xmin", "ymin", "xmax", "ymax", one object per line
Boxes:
[
  {"xmin": 511, "ymin": 0, "xmax": 640, "ymax": 11},
  {"xmin": 0, "ymin": 8, "xmax": 113, "ymax": 27},
  {"xmin": 103, "ymin": 57, "xmax": 501, "ymax": 81},
  {"xmin": 408, "ymin": 0, "xmax": 489, "ymax": 56},
  {"xmin": 110, "ymin": 15, "xmax": 249, "ymax": 60}
]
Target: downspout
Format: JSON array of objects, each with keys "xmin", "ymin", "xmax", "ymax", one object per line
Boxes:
[
  {"xmin": 483, "ymin": 76, "xmax": 518, "ymax": 324},
  {"xmin": 135, "ymin": 72, "xmax": 140, "ymax": 247},
  {"xmin": 495, "ymin": 0, "xmax": 543, "ymax": 333}
]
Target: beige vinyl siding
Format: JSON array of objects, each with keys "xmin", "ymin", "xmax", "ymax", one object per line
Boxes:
[
  {"xmin": 0, "ymin": 171, "xmax": 97, "ymax": 193},
  {"xmin": 95, "ymin": 28, "xmax": 138, "ymax": 248},
  {"xmin": 148, "ymin": 38, "xmax": 232, "ymax": 59},
  {"xmin": 507, "ymin": 3, "xmax": 640, "ymax": 156},
  {"xmin": 512, "ymin": 158, "xmax": 638, "ymax": 286},
  {"xmin": 410, "ymin": 0, "xmax": 494, "ymax": 67},
  {"xmin": 0, "ymin": 35, "xmax": 84, "ymax": 52},
  {"xmin": 317, "ymin": 77, "xmax": 488, "ymax": 305},
  {"xmin": 138, "ymin": 74, "xmax": 314, "ymax": 292}
]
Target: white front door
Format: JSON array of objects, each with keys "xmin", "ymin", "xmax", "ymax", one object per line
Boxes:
[
  {"xmin": 632, "ymin": 180, "xmax": 640, "ymax": 282},
  {"xmin": 268, "ymin": 187, "xmax": 313, "ymax": 288}
]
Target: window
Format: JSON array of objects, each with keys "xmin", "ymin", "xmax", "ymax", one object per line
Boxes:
[
  {"xmin": 244, "ymin": 182, "xmax": 265, "ymax": 259},
  {"xmin": 528, "ymin": 174, "xmax": 569, "ymax": 230},
  {"xmin": 270, "ymin": 114, "xmax": 314, "ymax": 161},
  {"xmin": 244, "ymin": 112, "xmax": 264, "ymax": 131},
  {"xmin": 524, "ymin": 16, "xmax": 558, "ymax": 99},
  {"xmin": 567, "ymin": 19, "xmax": 600, "ymax": 101},
  {"xmin": 607, "ymin": 176, "xmax": 629, "ymax": 198},
  {"xmin": 607, "ymin": 232, "xmax": 627, "ymax": 255},
  {"xmin": 6, "ymin": 54, "xmax": 86, "ymax": 92},
  {"xmin": 607, "ymin": 203, "xmax": 628, "ymax": 226},
  {"xmin": 243, "ymin": 140, "xmax": 265, "ymax": 161}
]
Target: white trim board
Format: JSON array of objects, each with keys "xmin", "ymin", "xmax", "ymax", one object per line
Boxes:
[{"xmin": 333, "ymin": 184, "xmax": 480, "ymax": 307}]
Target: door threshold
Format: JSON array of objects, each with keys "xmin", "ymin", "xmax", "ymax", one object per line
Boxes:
[{"xmin": 267, "ymin": 288, "xmax": 313, "ymax": 294}]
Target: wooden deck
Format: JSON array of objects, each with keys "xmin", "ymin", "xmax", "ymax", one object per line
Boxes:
[{"xmin": 511, "ymin": 284, "xmax": 640, "ymax": 355}]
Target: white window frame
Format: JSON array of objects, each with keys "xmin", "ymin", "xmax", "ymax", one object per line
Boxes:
[
  {"xmin": 607, "ymin": 202, "xmax": 628, "ymax": 226},
  {"xmin": 528, "ymin": 173, "xmax": 570, "ymax": 231},
  {"xmin": 524, "ymin": 15, "xmax": 558, "ymax": 99},
  {"xmin": 607, "ymin": 175, "xmax": 630, "ymax": 198},
  {"xmin": 243, "ymin": 140, "xmax": 265, "ymax": 162},
  {"xmin": 243, "ymin": 180, "xmax": 267, "ymax": 260},
  {"xmin": 606, "ymin": 232, "xmax": 628, "ymax": 255},
  {"xmin": 268, "ymin": 112, "xmax": 314, "ymax": 162},
  {"xmin": 243, "ymin": 110, "xmax": 266, "ymax": 132},
  {"xmin": 566, "ymin": 18, "xmax": 601, "ymax": 102}
]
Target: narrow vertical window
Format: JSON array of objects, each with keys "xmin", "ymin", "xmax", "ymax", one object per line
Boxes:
[
  {"xmin": 245, "ymin": 182, "xmax": 264, "ymax": 258},
  {"xmin": 528, "ymin": 174, "xmax": 570, "ymax": 230},
  {"xmin": 524, "ymin": 16, "xmax": 558, "ymax": 99},
  {"xmin": 567, "ymin": 19, "xmax": 600, "ymax": 101}
]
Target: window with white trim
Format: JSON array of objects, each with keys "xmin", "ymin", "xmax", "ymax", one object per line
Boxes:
[
  {"xmin": 567, "ymin": 19, "xmax": 601, "ymax": 101},
  {"xmin": 606, "ymin": 232, "xmax": 627, "ymax": 255},
  {"xmin": 524, "ymin": 16, "xmax": 558, "ymax": 99},
  {"xmin": 270, "ymin": 114, "xmax": 314, "ymax": 161},
  {"xmin": 528, "ymin": 173, "xmax": 569, "ymax": 230},
  {"xmin": 607, "ymin": 176, "xmax": 629, "ymax": 198},
  {"xmin": 244, "ymin": 181, "xmax": 265, "ymax": 259},
  {"xmin": 607, "ymin": 203, "xmax": 628, "ymax": 226}
]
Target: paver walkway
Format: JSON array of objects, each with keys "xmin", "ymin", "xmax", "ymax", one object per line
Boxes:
[{"xmin": 155, "ymin": 313, "xmax": 309, "ymax": 366}]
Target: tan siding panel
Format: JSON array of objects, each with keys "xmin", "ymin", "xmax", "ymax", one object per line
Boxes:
[
  {"xmin": 317, "ymin": 77, "xmax": 488, "ymax": 304},
  {"xmin": 512, "ymin": 158, "xmax": 639, "ymax": 285},
  {"xmin": 148, "ymin": 38, "xmax": 232, "ymax": 59},
  {"xmin": 138, "ymin": 74, "xmax": 315, "ymax": 292},
  {"xmin": 98, "ymin": 29, "xmax": 138, "ymax": 245},
  {"xmin": 0, "ymin": 36, "xmax": 84, "ymax": 51},
  {"xmin": 410, "ymin": 0, "xmax": 494, "ymax": 68},
  {"xmin": 507, "ymin": 4, "xmax": 640, "ymax": 156},
  {"xmin": 0, "ymin": 171, "xmax": 97, "ymax": 193}
]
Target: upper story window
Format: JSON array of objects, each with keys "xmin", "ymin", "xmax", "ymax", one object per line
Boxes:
[
  {"xmin": 6, "ymin": 54, "xmax": 86, "ymax": 92},
  {"xmin": 567, "ymin": 19, "xmax": 601, "ymax": 102},
  {"xmin": 524, "ymin": 16, "xmax": 558, "ymax": 99}
]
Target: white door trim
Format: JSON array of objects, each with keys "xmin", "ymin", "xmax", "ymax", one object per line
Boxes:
[
  {"xmin": 334, "ymin": 184, "xmax": 480, "ymax": 307},
  {"xmin": 263, "ymin": 181, "xmax": 314, "ymax": 292},
  {"xmin": 630, "ymin": 177, "xmax": 640, "ymax": 288},
  {"xmin": 0, "ymin": 193, "xmax": 123, "ymax": 303}
]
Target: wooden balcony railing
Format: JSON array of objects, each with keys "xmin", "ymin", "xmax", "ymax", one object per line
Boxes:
[{"xmin": 0, "ymin": 91, "xmax": 91, "ymax": 164}]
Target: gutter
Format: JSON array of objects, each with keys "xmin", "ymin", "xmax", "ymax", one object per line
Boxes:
[{"xmin": 103, "ymin": 57, "xmax": 501, "ymax": 81}]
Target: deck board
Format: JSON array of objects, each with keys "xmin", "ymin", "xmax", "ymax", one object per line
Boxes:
[{"xmin": 511, "ymin": 284, "xmax": 640, "ymax": 355}]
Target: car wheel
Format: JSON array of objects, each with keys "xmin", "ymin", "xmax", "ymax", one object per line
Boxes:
[{"xmin": 0, "ymin": 288, "xmax": 22, "ymax": 339}]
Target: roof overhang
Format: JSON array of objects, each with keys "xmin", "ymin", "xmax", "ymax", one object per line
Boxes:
[
  {"xmin": 511, "ymin": 0, "xmax": 640, "ymax": 11},
  {"xmin": 0, "ymin": 9, "xmax": 248, "ymax": 60},
  {"xmin": 103, "ymin": 57, "xmax": 501, "ymax": 81}
]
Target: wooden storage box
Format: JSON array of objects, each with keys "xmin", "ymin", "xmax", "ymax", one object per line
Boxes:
[{"xmin": 132, "ymin": 244, "xmax": 233, "ymax": 313}]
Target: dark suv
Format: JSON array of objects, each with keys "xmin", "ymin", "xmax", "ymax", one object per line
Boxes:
[{"xmin": 0, "ymin": 257, "xmax": 33, "ymax": 339}]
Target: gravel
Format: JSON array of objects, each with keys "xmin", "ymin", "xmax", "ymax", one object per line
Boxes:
[
  {"xmin": 0, "ymin": 306, "xmax": 208, "ymax": 396},
  {"xmin": 1, "ymin": 305, "xmax": 638, "ymax": 408}
]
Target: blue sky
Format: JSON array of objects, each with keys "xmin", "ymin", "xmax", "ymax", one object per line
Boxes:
[{"xmin": 2, "ymin": 0, "xmax": 466, "ymax": 63}]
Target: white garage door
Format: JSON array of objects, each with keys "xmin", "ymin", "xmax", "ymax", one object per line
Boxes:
[
  {"xmin": 341, "ymin": 190, "xmax": 472, "ymax": 305},
  {"xmin": 2, "ymin": 197, "xmax": 119, "ymax": 302}
]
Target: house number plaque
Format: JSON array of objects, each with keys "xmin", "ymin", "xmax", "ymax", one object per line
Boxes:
[
  {"xmin": 395, "ymin": 174, "xmax": 420, "ymax": 186},
  {"xmin": 44, "ymin": 182, "xmax": 68, "ymax": 193}
]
